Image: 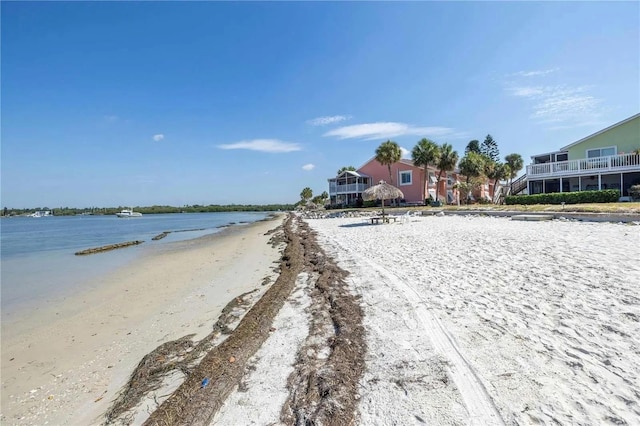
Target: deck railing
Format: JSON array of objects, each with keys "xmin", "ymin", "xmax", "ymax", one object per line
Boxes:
[
  {"xmin": 527, "ymin": 153, "xmax": 640, "ymax": 178},
  {"xmin": 329, "ymin": 183, "xmax": 369, "ymax": 194}
]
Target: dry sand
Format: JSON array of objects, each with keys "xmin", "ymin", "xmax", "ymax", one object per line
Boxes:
[
  {"xmin": 4, "ymin": 212, "xmax": 639, "ymax": 425},
  {"xmin": 0, "ymin": 216, "xmax": 285, "ymax": 425},
  {"xmin": 307, "ymin": 214, "xmax": 640, "ymax": 425}
]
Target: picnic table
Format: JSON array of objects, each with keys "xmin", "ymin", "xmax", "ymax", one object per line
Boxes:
[{"xmin": 370, "ymin": 215, "xmax": 397, "ymax": 224}]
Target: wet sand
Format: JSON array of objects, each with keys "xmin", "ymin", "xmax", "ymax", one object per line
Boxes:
[{"xmin": 0, "ymin": 216, "xmax": 285, "ymax": 425}]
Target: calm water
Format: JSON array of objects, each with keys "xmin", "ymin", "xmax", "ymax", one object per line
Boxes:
[{"xmin": 1, "ymin": 212, "xmax": 271, "ymax": 316}]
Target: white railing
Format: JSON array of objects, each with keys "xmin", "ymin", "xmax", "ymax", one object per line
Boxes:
[
  {"xmin": 329, "ymin": 183, "xmax": 369, "ymax": 194},
  {"xmin": 527, "ymin": 153, "xmax": 640, "ymax": 177}
]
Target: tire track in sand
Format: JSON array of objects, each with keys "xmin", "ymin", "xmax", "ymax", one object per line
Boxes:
[{"xmin": 334, "ymin": 243, "xmax": 504, "ymax": 425}]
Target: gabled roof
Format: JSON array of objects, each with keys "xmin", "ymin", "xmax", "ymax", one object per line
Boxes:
[
  {"xmin": 329, "ymin": 170, "xmax": 371, "ymax": 180},
  {"xmin": 560, "ymin": 113, "xmax": 640, "ymax": 151},
  {"xmin": 358, "ymin": 155, "xmax": 457, "ymax": 173},
  {"xmin": 530, "ymin": 150, "xmax": 567, "ymax": 160}
]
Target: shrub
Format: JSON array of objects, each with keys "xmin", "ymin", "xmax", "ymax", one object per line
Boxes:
[
  {"xmin": 629, "ymin": 184, "xmax": 640, "ymax": 200},
  {"xmin": 505, "ymin": 189, "xmax": 620, "ymax": 205},
  {"xmin": 363, "ymin": 200, "xmax": 377, "ymax": 208}
]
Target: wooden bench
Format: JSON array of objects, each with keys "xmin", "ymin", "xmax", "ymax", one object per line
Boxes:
[{"xmin": 370, "ymin": 215, "xmax": 398, "ymax": 224}]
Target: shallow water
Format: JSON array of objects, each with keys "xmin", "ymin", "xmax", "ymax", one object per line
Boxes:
[{"xmin": 0, "ymin": 212, "xmax": 271, "ymax": 316}]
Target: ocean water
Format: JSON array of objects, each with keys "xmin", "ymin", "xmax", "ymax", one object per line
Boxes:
[{"xmin": 0, "ymin": 212, "xmax": 271, "ymax": 317}]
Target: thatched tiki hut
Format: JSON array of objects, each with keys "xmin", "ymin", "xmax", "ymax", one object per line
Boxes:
[{"xmin": 363, "ymin": 180, "xmax": 404, "ymax": 215}]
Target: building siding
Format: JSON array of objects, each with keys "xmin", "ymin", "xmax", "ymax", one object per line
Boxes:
[
  {"xmin": 566, "ymin": 115, "xmax": 640, "ymax": 160},
  {"xmin": 358, "ymin": 160, "xmax": 426, "ymax": 203}
]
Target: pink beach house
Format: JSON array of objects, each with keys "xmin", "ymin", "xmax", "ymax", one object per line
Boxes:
[{"xmin": 328, "ymin": 157, "xmax": 496, "ymax": 207}]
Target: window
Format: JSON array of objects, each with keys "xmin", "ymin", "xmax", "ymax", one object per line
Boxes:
[
  {"xmin": 587, "ymin": 146, "xmax": 616, "ymax": 158},
  {"xmin": 399, "ymin": 170, "xmax": 412, "ymax": 185}
]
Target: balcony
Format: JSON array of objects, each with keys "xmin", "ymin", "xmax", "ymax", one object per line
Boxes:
[
  {"xmin": 527, "ymin": 153, "xmax": 640, "ymax": 178},
  {"xmin": 329, "ymin": 183, "xmax": 370, "ymax": 195}
]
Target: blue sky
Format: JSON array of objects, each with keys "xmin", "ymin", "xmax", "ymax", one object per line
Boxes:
[{"xmin": 2, "ymin": 2, "xmax": 638, "ymax": 208}]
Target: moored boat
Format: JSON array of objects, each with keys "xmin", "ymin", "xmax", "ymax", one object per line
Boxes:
[{"xmin": 115, "ymin": 209, "xmax": 143, "ymax": 218}]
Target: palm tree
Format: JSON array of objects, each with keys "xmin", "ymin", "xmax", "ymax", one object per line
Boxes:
[
  {"xmin": 504, "ymin": 153, "xmax": 524, "ymax": 189},
  {"xmin": 375, "ymin": 140, "xmax": 402, "ymax": 185},
  {"xmin": 435, "ymin": 143, "xmax": 459, "ymax": 202},
  {"xmin": 300, "ymin": 187, "xmax": 313, "ymax": 202},
  {"xmin": 485, "ymin": 161, "xmax": 509, "ymax": 201},
  {"xmin": 411, "ymin": 138, "xmax": 440, "ymax": 204}
]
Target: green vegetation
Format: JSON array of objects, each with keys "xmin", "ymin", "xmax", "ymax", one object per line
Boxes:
[
  {"xmin": 411, "ymin": 138, "xmax": 440, "ymax": 204},
  {"xmin": 434, "ymin": 143, "xmax": 459, "ymax": 202},
  {"xmin": 465, "ymin": 139, "xmax": 481, "ymax": 155},
  {"xmin": 480, "ymin": 134, "xmax": 500, "ymax": 163},
  {"xmin": 300, "ymin": 187, "xmax": 313, "ymax": 202},
  {"xmin": 628, "ymin": 184, "xmax": 640, "ymax": 201},
  {"xmin": 504, "ymin": 153, "xmax": 524, "ymax": 187},
  {"xmin": 312, "ymin": 191, "xmax": 329, "ymax": 206},
  {"xmin": 375, "ymin": 140, "xmax": 402, "ymax": 185},
  {"xmin": 505, "ymin": 190, "xmax": 620, "ymax": 205},
  {"xmin": 336, "ymin": 166, "xmax": 356, "ymax": 175},
  {"xmin": 322, "ymin": 201, "xmax": 640, "ymax": 214}
]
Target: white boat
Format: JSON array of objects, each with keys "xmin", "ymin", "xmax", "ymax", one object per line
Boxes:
[
  {"xmin": 30, "ymin": 210, "xmax": 52, "ymax": 217},
  {"xmin": 115, "ymin": 209, "xmax": 143, "ymax": 218}
]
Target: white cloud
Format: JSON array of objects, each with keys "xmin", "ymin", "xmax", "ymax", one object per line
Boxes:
[
  {"xmin": 508, "ymin": 86, "xmax": 545, "ymax": 97},
  {"xmin": 104, "ymin": 115, "xmax": 119, "ymax": 122},
  {"xmin": 323, "ymin": 122, "xmax": 456, "ymax": 140},
  {"xmin": 507, "ymin": 85, "xmax": 601, "ymax": 125},
  {"xmin": 400, "ymin": 147, "xmax": 411, "ymax": 159},
  {"xmin": 307, "ymin": 115, "xmax": 351, "ymax": 126},
  {"xmin": 153, "ymin": 134, "xmax": 165, "ymax": 142},
  {"xmin": 217, "ymin": 139, "xmax": 301, "ymax": 153},
  {"xmin": 511, "ymin": 68, "xmax": 558, "ymax": 77},
  {"xmin": 302, "ymin": 163, "xmax": 315, "ymax": 171}
]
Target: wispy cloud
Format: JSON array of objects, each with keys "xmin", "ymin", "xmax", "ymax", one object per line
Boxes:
[
  {"xmin": 302, "ymin": 163, "xmax": 315, "ymax": 171},
  {"xmin": 510, "ymin": 68, "xmax": 559, "ymax": 77},
  {"xmin": 307, "ymin": 115, "xmax": 351, "ymax": 126},
  {"xmin": 104, "ymin": 115, "xmax": 119, "ymax": 122},
  {"xmin": 217, "ymin": 139, "xmax": 301, "ymax": 153},
  {"xmin": 323, "ymin": 122, "xmax": 457, "ymax": 140},
  {"xmin": 153, "ymin": 134, "xmax": 165, "ymax": 142},
  {"xmin": 507, "ymin": 85, "xmax": 601, "ymax": 125},
  {"xmin": 508, "ymin": 86, "xmax": 545, "ymax": 97}
]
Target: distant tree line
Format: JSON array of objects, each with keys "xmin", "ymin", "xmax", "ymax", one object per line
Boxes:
[{"xmin": 1, "ymin": 204, "xmax": 295, "ymax": 216}]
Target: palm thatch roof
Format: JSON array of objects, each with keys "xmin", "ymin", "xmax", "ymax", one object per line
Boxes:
[{"xmin": 363, "ymin": 180, "xmax": 404, "ymax": 202}]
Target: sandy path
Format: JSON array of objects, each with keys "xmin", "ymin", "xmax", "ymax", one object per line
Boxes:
[
  {"xmin": 353, "ymin": 253, "xmax": 503, "ymax": 425},
  {"xmin": 212, "ymin": 272, "xmax": 313, "ymax": 425},
  {"xmin": 307, "ymin": 215, "xmax": 640, "ymax": 424},
  {"xmin": 1, "ymin": 216, "xmax": 284, "ymax": 425}
]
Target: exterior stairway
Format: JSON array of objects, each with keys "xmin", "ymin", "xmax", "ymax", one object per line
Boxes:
[
  {"xmin": 510, "ymin": 174, "xmax": 528, "ymax": 195},
  {"xmin": 493, "ymin": 174, "xmax": 527, "ymax": 205}
]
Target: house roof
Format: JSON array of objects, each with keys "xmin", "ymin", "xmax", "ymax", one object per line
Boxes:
[
  {"xmin": 359, "ymin": 155, "xmax": 444, "ymax": 170},
  {"xmin": 328, "ymin": 170, "xmax": 371, "ymax": 181},
  {"xmin": 560, "ymin": 113, "xmax": 640, "ymax": 151},
  {"xmin": 530, "ymin": 150, "xmax": 567, "ymax": 159}
]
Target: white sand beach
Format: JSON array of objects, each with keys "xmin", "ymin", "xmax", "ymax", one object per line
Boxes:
[
  {"xmin": 306, "ymin": 214, "xmax": 640, "ymax": 424},
  {"xmin": 3, "ymin": 212, "xmax": 639, "ymax": 425},
  {"xmin": 0, "ymin": 217, "xmax": 285, "ymax": 425}
]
